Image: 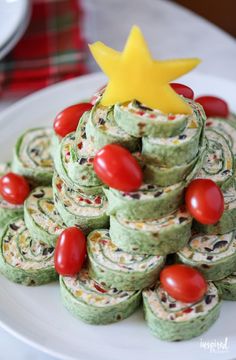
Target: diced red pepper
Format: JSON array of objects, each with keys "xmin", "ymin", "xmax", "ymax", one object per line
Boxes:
[
  {"xmin": 206, "ymin": 122, "xmax": 212, "ymax": 127},
  {"xmin": 182, "ymin": 308, "xmax": 193, "ymax": 314},
  {"xmin": 100, "ymin": 239, "xmax": 108, "ymax": 245},
  {"xmin": 137, "ymin": 110, "xmax": 145, "ymax": 116},
  {"xmin": 149, "ymin": 113, "xmax": 156, "ymax": 119},
  {"xmin": 94, "ymin": 283, "xmax": 107, "ymax": 293},
  {"xmin": 179, "ymin": 205, "xmax": 186, "ymax": 213},
  {"xmin": 56, "ymin": 183, "xmax": 62, "ymax": 192},
  {"xmin": 95, "ymin": 196, "xmax": 102, "ymax": 205}
]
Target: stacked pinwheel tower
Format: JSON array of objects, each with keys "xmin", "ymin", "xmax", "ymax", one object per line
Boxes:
[
  {"xmin": 52, "ymin": 82, "xmax": 222, "ymax": 338},
  {"xmin": 1, "ymin": 26, "xmax": 236, "ymax": 342},
  {"xmin": 50, "ymin": 67, "xmax": 222, "ymax": 345},
  {"xmin": 52, "ymin": 27, "xmax": 236, "ymax": 340}
]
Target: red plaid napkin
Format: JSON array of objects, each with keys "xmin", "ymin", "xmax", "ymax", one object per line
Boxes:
[{"xmin": 0, "ymin": 0, "xmax": 88, "ymax": 97}]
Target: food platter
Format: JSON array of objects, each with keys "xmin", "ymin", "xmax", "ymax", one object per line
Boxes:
[{"xmin": 0, "ymin": 72, "xmax": 236, "ymax": 360}]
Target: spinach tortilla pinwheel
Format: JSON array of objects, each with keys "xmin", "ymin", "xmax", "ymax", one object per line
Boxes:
[
  {"xmin": 143, "ymin": 281, "xmax": 221, "ymax": 341},
  {"xmin": 87, "ymin": 229, "xmax": 165, "ymax": 291},
  {"xmin": 109, "ymin": 206, "xmax": 192, "ymax": 256},
  {"xmin": 0, "ymin": 217, "xmax": 57, "ymax": 285},
  {"xmin": 114, "ymin": 98, "xmax": 193, "ymax": 138},
  {"xmin": 12, "ymin": 127, "xmax": 54, "ymax": 186},
  {"xmin": 141, "ymin": 100, "xmax": 205, "ymax": 166},
  {"xmin": 60, "ymin": 268, "xmax": 141, "ymax": 325},
  {"xmin": 206, "ymin": 113, "xmax": 236, "ymax": 158},
  {"xmin": 104, "ymin": 182, "xmax": 185, "ymax": 221},
  {"xmin": 54, "ymin": 113, "xmax": 103, "ymax": 194},
  {"xmin": 24, "ymin": 186, "xmax": 65, "ymax": 245},
  {"xmin": 52, "ymin": 172, "xmax": 109, "ymax": 234},
  {"xmin": 86, "ymin": 101, "xmax": 140, "ymax": 151},
  {"xmin": 196, "ymin": 128, "xmax": 234, "ymax": 187},
  {"xmin": 214, "ymin": 272, "xmax": 236, "ymax": 301},
  {"xmin": 176, "ymin": 231, "xmax": 236, "ymax": 281}
]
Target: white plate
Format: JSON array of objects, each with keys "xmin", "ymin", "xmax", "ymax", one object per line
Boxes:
[
  {"xmin": 0, "ymin": 72, "xmax": 236, "ymax": 360},
  {"xmin": 0, "ymin": 0, "xmax": 30, "ymax": 59}
]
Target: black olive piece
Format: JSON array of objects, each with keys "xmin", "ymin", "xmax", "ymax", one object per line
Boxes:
[
  {"xmin": 205, "ymin": 294, "xmax": 215, "ymax": 305},
  {"xmin": 130, "ymin": 193, "xmax": 140, "ymax": 200},
  {"xmin": 161, "ymin": 293, "xmax": 167, "ymax": 303},
  {"xmin": 42, "ymin": 247, "xmax": 54, "ymax": 256},
  {"xmin": 33, "ymin": 190, "xmax": 45, "ymax": 199},
  {"xmin": 9, "ymin": 223, "xmax": 19, "ymax": 231},
  {"xmin": 79, "ymin": 157, "xmax": 87, "ymax": 165},
  {"xmin": 154, "ymin": 191, "xmax": 163, "ymax": 197},
  {"xmin": 222, "ymin": 170, "xmax": 230, "ymax": 175},
  {"xmin": 204, "ymin": 247, "xmax": 213, "ymax": 252},
  {"xmin": 134, "ymin": 99, "xmax": 152, "ymax": 112},
  {"xmin": 98, "ymin": 118, "xmax": 106, "ymax": 125},
  {"xmin": 213, "ymin": 240, "xmax": 228, "ymax": 251}
]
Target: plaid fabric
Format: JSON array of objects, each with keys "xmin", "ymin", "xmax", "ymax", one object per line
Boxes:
[{"xmin": 0, "ymin": 0, "xmax": 88, "ymax": 97}]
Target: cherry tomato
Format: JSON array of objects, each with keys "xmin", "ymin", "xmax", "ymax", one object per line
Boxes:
[
  {"xmin": 195, "ymin": 95, "xmax": 229, "ymax": 118},
  {"xmin": 0, "ymin": 172, "xmax": 30, "ymax": 205},
  {"xmin": 54, "ymin": 227, "xmax": 86, "ymax": 276},
  {"xmin": 90, "ymin": 84, "xmax": 107, "ymax": 105},
  {"xmin": 160, "ymin": 264, "xmax": 207, "ymax": 303},
  {"xmin": 170, "ymin": 83, "xmax": 194, "ymax": 99},
  {"xmin": 185, "ymin": 179, "xmax": 224, "ymax": 224},
  {"xmin": 93, "ymin": 144, "xmax": 143, "ymax": 191},
  {"xmin": 53, "ymin": 102, "xmax": 93, "ymax": 137}
]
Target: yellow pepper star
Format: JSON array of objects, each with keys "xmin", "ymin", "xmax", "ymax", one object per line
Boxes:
[{"xmin": 89, "ymin": 26, "xmax": 201, "ymax": 114}]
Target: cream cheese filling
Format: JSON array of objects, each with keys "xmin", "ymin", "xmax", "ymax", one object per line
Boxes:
[
  {"xmin": 19, "ymin": 128, "xmax": 53, "ymax": 169},
  {"xmin": 206, "ymin": 116, "xmax": 236, "ymax": 153},
  {"xmin": 63, "ymin": 269, "xmax": 137, "ymax": 307},
  {"xmin": 117, "ymin": 182, "xmax": 182, "ymax": 201},
  {"xmin": 123, "ymin": 100, "xmax": 188, "ymax": 124},
  {"xmin": 179, "ymin": 231, "xmax": 236, "ymax": 262},
  {"xmin": 117, "ymin": 208, "xmax": 191, "ymax": 232},
  {"xmin": 54, "ymin": 174, "xmax": 107, "ymax": 216},
  {"xmin": 26, "ymin": 187, "xmax": 64, "ymax": 235},
  {"xmin": 2, "ymin": 218, "xmax": 54, "ymax": 270},
  {"xmin": 196, "ymin": 129, "xmax": 233, "ymax": 183},
  {"xmin": 147, "ymin": 115, "xmax": 199, "ymax": 145},
  {"xmin": 88, "ymin": 230, "xmax": 163, "ymax": 272},
  {"xmin": 93, "ymin": 105, "xmax": 131, "ymax": 138}
]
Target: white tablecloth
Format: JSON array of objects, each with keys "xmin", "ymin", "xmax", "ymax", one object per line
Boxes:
[{"xmin": 0, "ymin": 0, "xmax": 235, "ymax": 359}]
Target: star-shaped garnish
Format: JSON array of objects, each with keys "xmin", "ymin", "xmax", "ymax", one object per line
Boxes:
[{"xmin": 89, "ymin": 26, "xmax": 201, "ymax": 114}]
